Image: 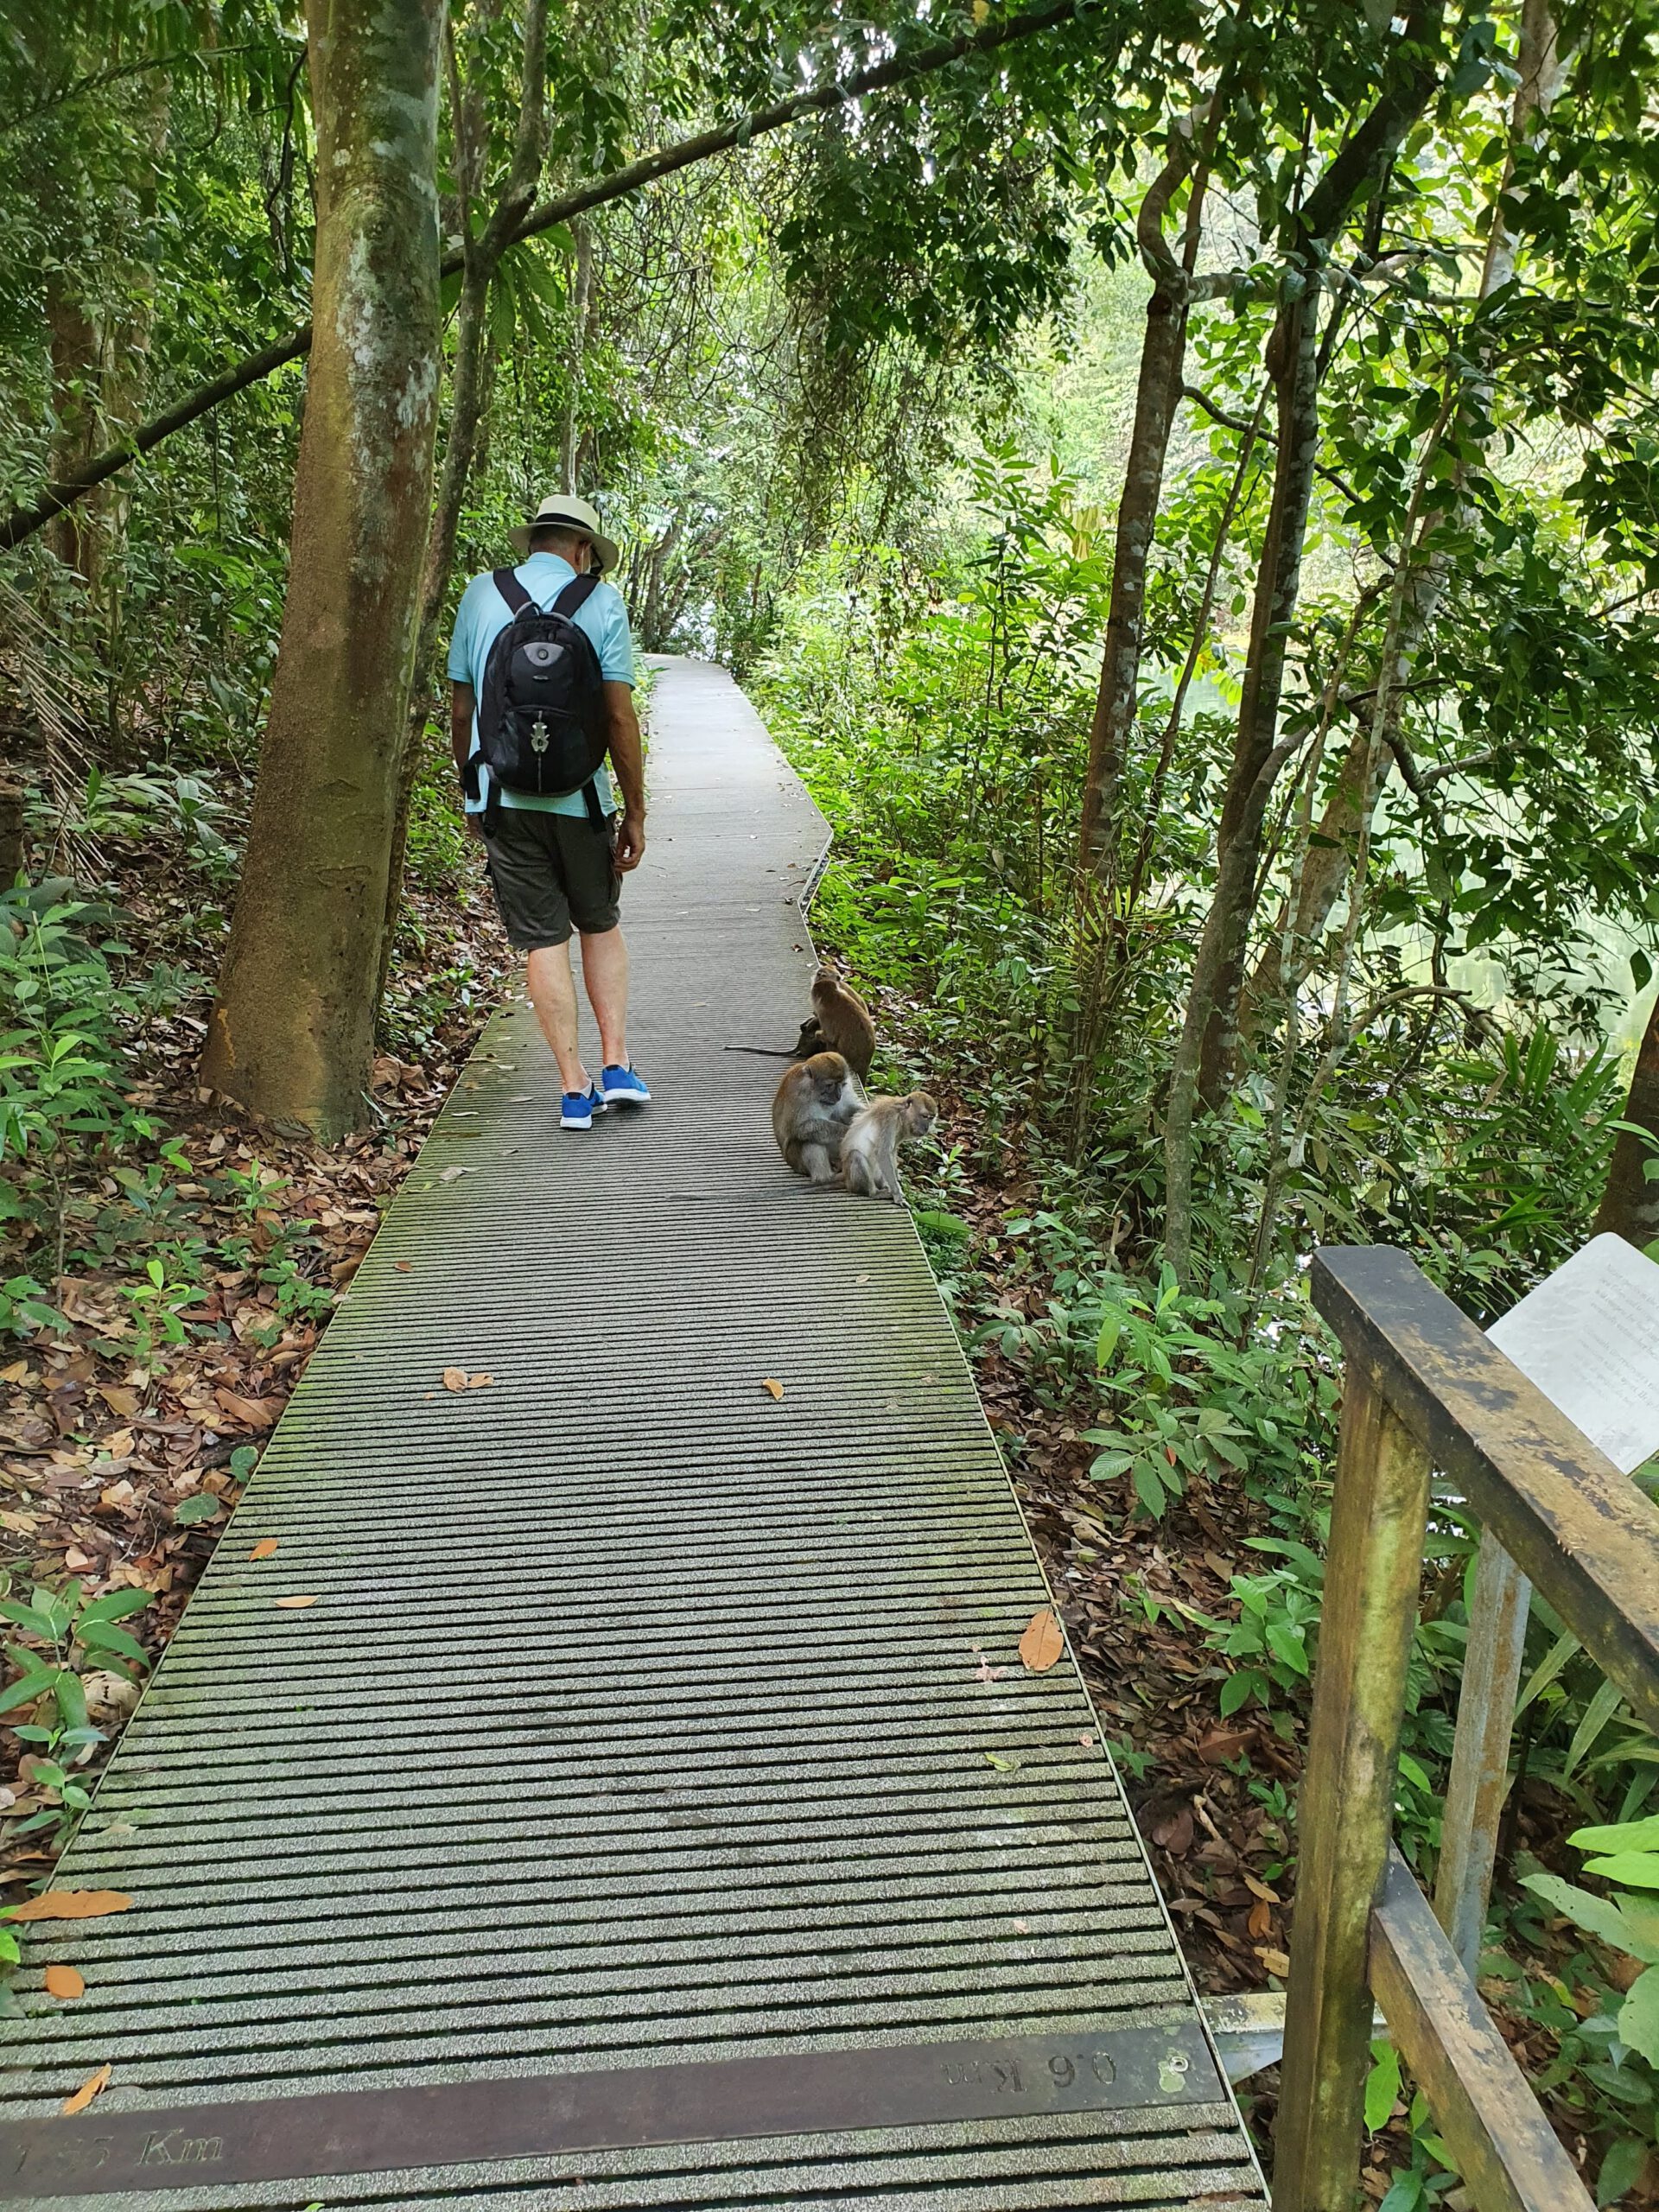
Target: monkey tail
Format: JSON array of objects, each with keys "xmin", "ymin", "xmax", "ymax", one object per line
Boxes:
[{"xmin": 724, "ymin": 1045, "xmax": 803, "ymax": 1059}]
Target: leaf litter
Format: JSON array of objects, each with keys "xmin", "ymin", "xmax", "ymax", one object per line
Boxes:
[{"xmin": 0, "ymin": 841, "xmax": 496, "ymax": 1903}]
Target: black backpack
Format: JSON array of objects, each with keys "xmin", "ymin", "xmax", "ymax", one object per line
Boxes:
[{"xmin": 465, "ymin": 569, "xmax": 610, "ymax": 828}]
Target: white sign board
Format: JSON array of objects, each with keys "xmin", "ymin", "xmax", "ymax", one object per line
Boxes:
[{"xmin": 1487, "ymin": 1233, "xmax": 1659, "ymax": 1476}]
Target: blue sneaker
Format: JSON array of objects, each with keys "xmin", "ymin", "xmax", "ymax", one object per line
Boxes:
[
  {"xmin": 560, "ymin": 1085, "xmax": 607, "ymax": 1130},
  {"xmin": 600, "ymin": 1062, "xmax": 651, "ymax": 1106}
]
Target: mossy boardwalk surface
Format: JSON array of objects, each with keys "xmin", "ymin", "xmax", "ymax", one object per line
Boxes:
[{"xmin": 0, "ymin": 661, "xmax": 1265, "ymax": 2209}]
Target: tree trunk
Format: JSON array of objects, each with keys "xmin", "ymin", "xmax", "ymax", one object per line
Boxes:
[
  {"xmin": 1161, "ymin": 3, "xmax": 1450, "ymax": 1274},
  {"xmin": 1236, "ymin": 0, "xmax": 1562, "ymax": 1036},
  {"xmin": 561, "ymin": 217, "xmax": 595, "ymax": 493},
  {"xmin": 200, "ymin": 0, "xmax": 443, "ymax": 1138},
  {"xmin": 0, "ymin": 762, "xmax": 25, "ymax": 884},
  {"xmin": 1078, "ymin": 125, "xmax": 1220, "ymax": 876},
  {"xmin": 1191, "ymin": 270, "xmax": 1323, "ymax": 1109},
  {"xmin": 45, "ymin": 279, "xmax": 103, "ymax": 592},
  {"xmin": 1596, "ymin": 993, "xmax": 1659, "ymax": 1251}
]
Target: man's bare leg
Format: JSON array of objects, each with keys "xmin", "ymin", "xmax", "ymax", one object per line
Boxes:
[
  {"xmin": 525, "ymin": 942, "xmax": 590, "ymax": 1094},
  {"xmin": 580, "ymin": 925, "xmax": 631, "ymax": 1068}
]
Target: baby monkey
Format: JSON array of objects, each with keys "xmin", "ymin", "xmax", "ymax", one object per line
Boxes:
[
  {"xmin": 840, "ymin": 1090, "xmax": 938, "ymax": 1204},
  {"xmin": 772, "ymin": 1052, "xmax": 868, "ymax": 1184}
]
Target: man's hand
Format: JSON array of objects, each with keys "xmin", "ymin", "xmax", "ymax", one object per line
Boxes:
[{"xmin": 615, "ymin": 810, "xmax": 647, "ymax": 873}]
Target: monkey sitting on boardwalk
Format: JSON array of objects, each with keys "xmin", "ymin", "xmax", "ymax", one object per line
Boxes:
[
  {"xmin": 772, "ymin": 1052, "xmax": 867, "ymax": 1184},
  {"xmin": 840, "ymin": 1091, "xmax": 938, "ymax": 1204},
  {"xmin": 793, "ymin": 965, "xmax": 876, "ymax": 1080},
  {"xmin": 731, "ymin": 964, "xmax": 877, "ymax": 1081}
]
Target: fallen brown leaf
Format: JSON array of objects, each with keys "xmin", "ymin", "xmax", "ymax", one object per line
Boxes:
[
  {"xmin": 248, "ymin": 1539, "xmax": 279, "ymax": 1561},
  {"xmin": 215, "ymin": 1388, "xmax": 277, "ymax": 1428},
  {"xmin": 61, "ymin": 2063, "xmax": 111, "ymax": 2115},
  {"xmin": 96, "ymin": 1384, "xmax": 138, "ymax": 1416},
  {"xmin": 1248, "ymin": 1898, "xmax": 1273, "ymax": 1940},
  {"xmin": 273, "ymin": 1594, "xmax": 317, "ymax": 1610},
  {"xmin": 442, "ymin": 1367, "xmax": 468, "ymax": 1392},
  {"xmin": 761, "ymin": 1377, "xmax": 784, "ymax": 1401},
  {"xmin": 43, "ymin": 1965, "xmax": 85, "ymax": 2000},
  {"xmin": 394, "ymin": 1261, "xmax": 412, "ymax": 1272},
  {"xmin": 467, "ymin": 1373, "xmax": 493, "ymax": 1389},
  {"xmin": 5, "ymin": 1891, "xmax": 131, "ymax": 1923},
  {"xmin": 1198, "ymin": 1726, "xmax": 1255, "ymax": 1766},
  {"xmin": 1018, "ymin": 1607, "xmax": 1064, "ymax": 1673}
]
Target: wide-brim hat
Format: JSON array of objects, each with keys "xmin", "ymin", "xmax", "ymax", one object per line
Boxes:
[{"xmin": 508, "ymin": 494, "xmax": 620, "ymax": 573}]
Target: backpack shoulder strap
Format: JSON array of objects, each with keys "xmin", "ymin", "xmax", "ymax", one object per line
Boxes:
[
  {"xmin": 552, "ymin": 573, "xmax": 601, "ymax": 618},
  {"xmin": 493, "ymin": 566, "xmax": 534, "ymax": 614}
]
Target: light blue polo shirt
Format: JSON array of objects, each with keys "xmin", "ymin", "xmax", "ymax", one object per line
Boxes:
[{"xmin": 447, "ymin": 552, "xmax": 636, "ymax": 817}]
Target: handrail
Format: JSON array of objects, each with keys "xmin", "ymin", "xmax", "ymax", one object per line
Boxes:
[{"xmin": 1270, "ymin": 1245, "xmax": 1659, "ymax": 2212}]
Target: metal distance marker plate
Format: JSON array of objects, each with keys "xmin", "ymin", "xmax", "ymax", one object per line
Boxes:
[{"xmin": 2, "ymin": 2022, "xmax": 1222, "ymax": 2198}]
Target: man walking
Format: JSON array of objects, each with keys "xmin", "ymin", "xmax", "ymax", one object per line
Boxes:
[{"xmin": 448, "ymin": 495, "xmax": 650, "ymax": 1129}]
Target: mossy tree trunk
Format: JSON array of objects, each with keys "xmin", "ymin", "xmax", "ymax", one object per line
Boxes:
[{"xmin": 200, "ymin": 0, "xmax": 443, "ymax": 1138}]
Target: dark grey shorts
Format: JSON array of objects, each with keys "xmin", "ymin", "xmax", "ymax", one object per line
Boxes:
[{"xmin": 481, "ymin": 807, "xmax": 621, "ymax": 949}]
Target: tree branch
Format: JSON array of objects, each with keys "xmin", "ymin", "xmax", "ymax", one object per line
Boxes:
[
  {"xmin": 0, "ymin": 0, "xmax": 1088, "ymax": 552},
  {"xmin": 1179, "ymin": 380, "xmax": 1383, "ymax": 533}
]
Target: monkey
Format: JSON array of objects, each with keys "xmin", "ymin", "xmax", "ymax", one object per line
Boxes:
[
  {"xmin": 772, "ymin": 1052, "xmax": 867, "ymax": 1184},
  {"xmin": 804, "ymin": 964, "xmax": 876, "ymax": 1079},
  {"xmin": 840, "ymin": 1090, "xmax": 938, "ymax": 1204},
  {"xmin": 727, "ymin": 963, "xmax": 878, "ymax": 1079}
]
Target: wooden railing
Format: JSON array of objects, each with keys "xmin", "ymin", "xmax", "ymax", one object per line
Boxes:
[{"xmin": 1272, "ymin": 1246, "xmax": 1659, "ymax": 2212}]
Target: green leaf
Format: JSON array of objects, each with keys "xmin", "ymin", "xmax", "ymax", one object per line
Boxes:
[
  {"xmin": 1131, "ymin": 1460, "xmax": 1167, "ymax": 1517},
  {"xmin": 914, "ymin": 1209, "xmax": 971, "ymax": 1241},
  {"xmin": 1596, "ymin": 2134, "xmax": 1649, "ymax": 2208},
  {"xmin": 1096, "ymin": 1306, "xmax": 1123, "ymax": 1367},
  {"xmin": 0, "ymin": 1669, "xmax": 58, "ymax": 1715},
  {"xmin": 1364, "ymin": 2038, "xmax": 1401, "ymax": 2133},
  {"xmin": 173, "ymin": 1492, "xmax": 222, "ymax": 1525},
  {"xmin": 1266, "ymin": 1622, "xmax": 1309, "ymax": 1676},
  {"xmin": 76, "ymin": 1589, "xmax": 150, "ymax": 1625},
  {"xmin": 1565, "ymin": 1677, "xmax": 1627, "ymax": 1779},
  {"xmin": 75, "ymin": 1622, "xmax": 147, "ymax": 1665},
  {"xmin": 1521, "ymin": 1872, "xmax": 1659, "ymax": 1964},
  {"xmin": 1618, "ymin": 1966, "xmax": 1659, "ymax": 2067},
  {"xmin": 52, "ymin": 1669, "xmax": 88, "ymax": 1733},
  {"xmin": 1516, "ymin": 1628, "xmax": 1580, "ymax": 1716},
  {"xmin": 1583, "ymin": 1852, "xmax": 1659, "ymax": 1890},
  {"xmin": 1570, "ymin": 1814, "xmax": 1659, "ymax": 1854},
  {"xmin": 1376, "ymin": 2171, "xmax": 1425, "ymax": 2212},
  {"xmin": 1218, "ymin": 1670, "xmax": 1259, "ymax": 1717}
]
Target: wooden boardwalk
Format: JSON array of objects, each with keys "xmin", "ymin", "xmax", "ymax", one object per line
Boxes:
[{"xmin": 0, "ymin": 662, "xmax": 1265, "ymax": 2209}]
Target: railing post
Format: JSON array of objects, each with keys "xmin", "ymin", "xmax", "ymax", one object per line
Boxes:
[
  {"xmin": 1274, "ymin": 1369, "xmax": 1433, "ymax": 2212},
  {"xmin": 1433, "ymin": 1529, "xmax": 1531, "ymax": 1970}
]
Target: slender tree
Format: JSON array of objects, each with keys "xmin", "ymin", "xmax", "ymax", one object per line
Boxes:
[
  {"xmin": 200, "ymin": 0, "xmax": 443, "ymax": 1137},
  {"xmin": 1161, "ymin": 0, "xmax": 1451, "ymax": 1277},
  {"xmin": 1597, "ymin": 992, "xmax": 1659, "ymax": 1250},
  {"xmin": 1076, "ymin": 115, "xmax": 1224, "ymax": 874},
  {"xmin": 1237, "ymin": 0, "xmax": 1564, "ymax": 1036}
]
